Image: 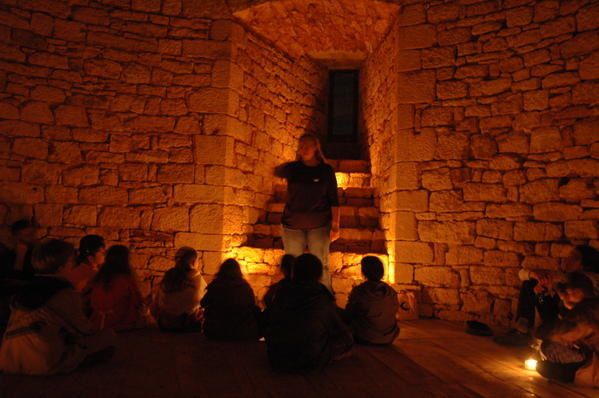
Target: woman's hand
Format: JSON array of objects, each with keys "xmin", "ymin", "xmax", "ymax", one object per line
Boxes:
[{"xmin": 330, "ymin": 225, "xmax": 340, "ymax": 242}]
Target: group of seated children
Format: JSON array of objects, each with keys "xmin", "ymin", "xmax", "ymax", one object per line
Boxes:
[
  {"xmin": 2, "ymin": 217, "xmax": 596, "ymax": 386},
  {"xmin": 0, "ymin": 219, "xmax": 401, "ymax": 375},
  {"xmin": 495, "ymin": 244, "xmax": 599, "ymax": 387}
]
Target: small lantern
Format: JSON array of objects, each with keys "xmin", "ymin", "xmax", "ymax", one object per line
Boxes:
[{"xmin": 524, "ymin": 358, "xmax": 538, "ymax": 371}]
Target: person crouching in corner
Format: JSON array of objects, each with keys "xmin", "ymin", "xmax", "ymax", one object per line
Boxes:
[
  {"xmin": 344, "ymin": 256, "xmax": 399, "ymax": 345},
  {"xmin": 201, "ymin": 259, "xmax": 261, "ymax": 341},
  {"xmin": 265, "ymin": 253, "xmax": 353, "ymax": 372},
  {"xmin": 0, "ymin": 239, "xmax": 114, "ymax": 375},
  {"xmin": 536, "ymin": 272, "xmax": 598, "ymax": 387}
]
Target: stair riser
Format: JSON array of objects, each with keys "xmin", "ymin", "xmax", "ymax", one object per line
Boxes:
[
  {"xmin": 246, "ymin": 236, "xmax": 386, "ymax": 254},
  {"xmin": 261, "ymin": 213, "xmax": 379, "ymax": 228}
]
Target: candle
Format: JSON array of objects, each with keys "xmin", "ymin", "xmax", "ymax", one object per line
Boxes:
[{"xmin": 524, "ymin": 358, "xmax": 538, "ymax": 371}]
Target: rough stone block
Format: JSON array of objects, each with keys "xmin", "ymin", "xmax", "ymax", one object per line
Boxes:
[
  {"xmin": 422, "ymin": 287, "xmax": 460, "ymax": 305},
  {"xmin": 392, "ymin": 211, "xmax": 418, "ymax": 240},
  {"xmin": 12, "ymin": 138, "xmax": 48, "ymax": 159},
  {"xmin": 398, "ymin": 70, "xmax": 436, "ymax": 103},
  {"xmin": 194, "ymin": 135, "xmax": 235, "ymax": 166},
  {"xmin": 151, "ymin": 207, "xmax": 189, "ymax": 232},
  {"xmin": 430, "ymin": 191, "xmax": 485, "ymax": 213},
  {"xmin": 99, "ymin": 207, "xmax": 141, "ymax": 228},
  {"xmin": 533, "ymin": 203, "xmax": 583, "ymax": 221},
  {"xmin": 422, "ymin": 168, "xmax": 452, "ymax": 191},
  {"xmin": 396, "ymin": 129, "xmax": 436, "ymax": 161},
  {"xmin": 470, "ymin": 266, "xmax": 505, "ymax": 285},
  {"xmin": 398, "ymin": 24, "xmax": 436, "ymax": 49},
  {"xmin": 520, "ymin": 179, "xmax": 559, "ymax": 204},
  {"xmin": 565, "ymin": 221, "xmax": 598, "ymax": 239},
  {"xmin": 391, "ymin": 190, "xmax": 429, "ymax": 212},
  {"xmin": 513, "ymin": 222, "xmax": 562, "ymax": 242},
  {"xmin": 463, "ymin": 183, "xmax": 506, "ymax": 202},
  {"xmin": 393, "ymin": 241, "xmax": 433, "ymax": 264},
  {"xmin": 476, "ymin": 219, "xmax": 513, "ymax": 240},
  {"xmin": 64, "ymin": 205, "xmax": 97, "ymax": 226},
  {"xmin": 445, "ymin": 245, "xmax": 483, "ymax": 265},
  {"xmin": 415, "ymin": 267, "xmax": 460, "ymax": 288},
  {"xmin": 486, "ymin": 203, "xmax": 531, "ymax": 218},
  {"xmin": 188, "ymin": 87, "xmax": 235, "ymax": 113},
  {"xmin": 80, "ymin": 186, "xmax": 127, "ymax": 205},
  {"xmin": 55, "ymin": 105, "xmax": 88, "ymax": 127},
  {"xmin": 418, "ymin": 221, "xmax": 475, "ymax": 244},
  {"xmin": 435, "ymin": 133, "xmax": 468, "ymax": 159}
]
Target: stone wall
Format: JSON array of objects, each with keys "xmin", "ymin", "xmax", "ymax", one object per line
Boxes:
[
  {"xmin": 0, "ymin": 0, "xmax": 241, "ymax": 294},
  {"xmin": 385, "ymin": 0, "xmax": 599, "ymax": 323},
  {"xmin": 0, "ymin": 0, "xmax": 327, "ymax": 295},
  {"xmin": 362, "ymin": 20, "xmax": 401, "ymax": 282}
]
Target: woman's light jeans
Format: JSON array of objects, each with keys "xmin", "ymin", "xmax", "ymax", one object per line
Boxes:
[{"xmin": 281, "ymin": 224, "xmax": 332, "ymax": 290}]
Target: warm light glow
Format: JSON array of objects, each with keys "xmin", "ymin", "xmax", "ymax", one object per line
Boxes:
[
  {"xmin": 524, "ymin": 358, "xmax": 537, "ymax": 371},
  {"xmin": 335, "ymin": 172, "xmax": 350, "ymax": 189}
]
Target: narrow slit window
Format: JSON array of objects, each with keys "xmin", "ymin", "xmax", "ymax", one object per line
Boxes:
[{"xmin": 328, "ymin": 70, "xmax": 359, "ymax": 143}]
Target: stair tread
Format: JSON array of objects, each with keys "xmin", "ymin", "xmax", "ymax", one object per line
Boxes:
[{"xmin": 241, "ymin": 241, "xmax": 388, "ymax": 254}]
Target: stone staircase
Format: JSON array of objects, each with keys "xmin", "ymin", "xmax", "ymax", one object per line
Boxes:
[{"xmin": 234, "ymin": 160, "xmax": 388, "ymax": 304}]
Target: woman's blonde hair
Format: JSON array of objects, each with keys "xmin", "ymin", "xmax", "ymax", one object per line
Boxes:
[{"xmin": 296, "ymin": 133, "xmax": 327, "ymax": 164}]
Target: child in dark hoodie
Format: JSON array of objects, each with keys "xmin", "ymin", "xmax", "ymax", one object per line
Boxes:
[
  {"xmin": 265, "ymin": 253, "xmax": 353, "ymax": 372},
  {"xmin": 201, "ymin": 259, "xmax": 261, "ymax": 340},
  {"xmin": 344, "ymin": 256, "xmax": 399, "ymax": 345},
  {"xmin": 263, "ymin": 254, "xmax": 295, "ymax": 308},
  {"xmin": 0, "ymin": 239, "xmax": 114, "ymax": 375}
]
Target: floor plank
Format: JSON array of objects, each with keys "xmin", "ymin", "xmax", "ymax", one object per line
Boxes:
[{"xmin": 1, "ymin": 320, "xmax": 595, "ymax": 398}]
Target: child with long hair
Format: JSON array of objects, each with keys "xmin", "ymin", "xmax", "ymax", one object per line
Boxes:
[
  {"xmin": 0, "ymin": 239, "xmax": 114, "ymax": 375},
  {"xmin": 86, "ymin": 245, "xmax": 146, "ymax": 331},
  {"xmin": 153, "ymin": 247, "xmax": 207, "ymax": 332},
  {"xmin": 66, "ymin": 235, "xmax": 106, "ymax": 292},
  {"xmin": 201, "ymin": 259, "xmax": 261, "ymax": 340}
]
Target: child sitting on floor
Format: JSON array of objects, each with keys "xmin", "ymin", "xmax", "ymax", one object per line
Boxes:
[
  {"xmin": 201, "ymin": 259, "xmax": 261, "ymax": 340},
  {"xmin": 153, "ymin": 247, "xmax": 207, "ymax": 332},
  {"xmin": 265, "ymin": 253, "xmax": 353, "ymax": 372},
  {"xmin": 67, "ymin": 235, "xmax": 106, "ymax": 293},
  {"xmin": 0, "ymin": 239, "xmax": 114, "ymax": 375},
  {"xmin": 263, "ymin": 254, "xmax": 295, "ymax": 308},
  {"xmin": 86, "ymin": 245, "xmax": 147, "ymax": 331},
  {"xmin": 344, "ymin": 256, "xmax": 399, "ymax": 345}
]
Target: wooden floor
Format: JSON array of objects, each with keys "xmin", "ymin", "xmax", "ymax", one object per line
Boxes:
[{"xmin": 1, "ymin": 320, "xmax": 596, "ymax": 398}]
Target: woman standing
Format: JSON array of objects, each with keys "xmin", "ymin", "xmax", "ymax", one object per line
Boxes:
[{"xmin": 275, "ymin": 133, "xmax": 340, "ymax": 291}]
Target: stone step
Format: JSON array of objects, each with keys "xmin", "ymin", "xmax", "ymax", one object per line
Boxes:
[
  {"xmin": 260, "ymin": 204, "xmax": 380, "ymax": 228},
  {"xmin": 328, "ymin": 159, "xmax": 371, "ymax": 173},
  {"xmin": 246, "ymin": 225, "xmax": 386, "ymax": 254},
  {"xmin": 273, "ymin": 185, "xmax": 376, "ymax": 207}
]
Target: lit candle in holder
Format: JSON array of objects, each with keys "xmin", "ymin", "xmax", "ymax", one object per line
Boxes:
[{"xmin": 524, "ymin": 358, "xmax": 538, "ymax": 371}]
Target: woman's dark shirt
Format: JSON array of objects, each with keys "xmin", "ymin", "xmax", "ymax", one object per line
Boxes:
[{"xmin": 275, "ymin": 161, "xmax": 339, "ymax": 230}]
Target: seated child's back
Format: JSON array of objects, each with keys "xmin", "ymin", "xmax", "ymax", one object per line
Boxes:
[
  {"xmin": 345, "ymin": 256, "xmax": 399, "ymax": 345},
  {"xmin": 155, "ymin": 247, "xmax": 206, "ymax": 331},
  {"xmin": 86, "ymin": 245, "xmax": 145, "ymax": 331},
  {"xmin": 201, "ymin": 259, "xmax": 260, "ymax": 340},
  {"xmin": 265, "ymin": 254, "xmax": 353, "ymax": 372}
]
